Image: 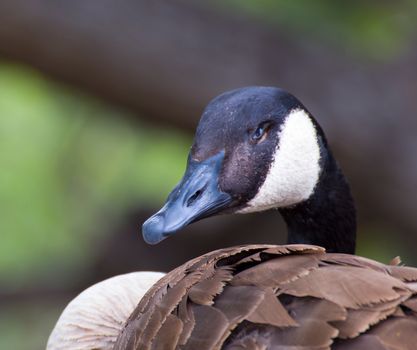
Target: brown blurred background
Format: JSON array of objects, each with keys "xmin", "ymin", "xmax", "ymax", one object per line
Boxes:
[{"xmin": 0, "ymin": 1, "xmax": 416, "ymax": 348}]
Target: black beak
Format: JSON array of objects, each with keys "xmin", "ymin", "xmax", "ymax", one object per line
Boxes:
[{"xmin": 142, "ymin": 151, "xmax": 232, "ymax": 244}]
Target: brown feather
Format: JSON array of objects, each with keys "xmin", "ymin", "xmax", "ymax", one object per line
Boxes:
[
  {"xmin": 150, "ymin": 314, "xmax": 183, "ymax": 350},
  {"xmin": 188, "ymin": 266, "xmax": 234, "ymax": 305},
  {"xmin": 177, "ymin": 297, "xmax": 197, "ymax": 346},
  {"xmin": 232, "ymin": 254, "xmax": 321, "ymax": 288},
  {"xmin": 182, "ymin": 305, "xmax": 230, "ymax": 350},
  {"xmin": 403, "ymin": 297, "xmax": 417, "ymax": 312},
  {"xmin": 389, "ymin": 256, "xmax": 402, "ymax": 266},
  {"xmin": 333, "ymin": 334, "xmax": 388, "ymax": 350},
  {"xmin": 214, "ymin": 285, "xmax": 268, "ymax": 324},
  {"xmin": 387, "ymin": 265, "xmax": 417, "ymax": 282},
  {"xmin": 280, "ymin": 265, "xmax": 410, "ymax": 309},
  {"xmin": 332, "ymin": 308, "xmax": 396, "ymax": 339},
  {"xmin": 367, "ymin": 317, "xmax": 417, "ymax": 350},
  {"xmin": 246, "ymin": 288, "xmax": 297, "ymax": 328}
]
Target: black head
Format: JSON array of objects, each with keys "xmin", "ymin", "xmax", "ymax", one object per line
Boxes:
[{"xmin": 142, "ymin": 86, "xmax": 332, "ymax": 244}]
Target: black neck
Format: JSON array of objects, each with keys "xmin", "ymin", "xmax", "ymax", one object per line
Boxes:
[{"xmin": 279, "ymin": 149, "xmax": 356, "ymax": 254}]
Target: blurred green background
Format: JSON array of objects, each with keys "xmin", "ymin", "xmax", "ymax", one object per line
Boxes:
[
  {"xmin": 0, "ymin": 64, "xmax": 190, "ymax": 349},
  {"xmin": 1, "ymin": 1, "xmax": 417, "ymax": 349}
]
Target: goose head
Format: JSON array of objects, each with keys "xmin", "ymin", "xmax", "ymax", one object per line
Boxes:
[{"xmin": 143, "ymin": 86, "xmax": 355, "ymax": 252}]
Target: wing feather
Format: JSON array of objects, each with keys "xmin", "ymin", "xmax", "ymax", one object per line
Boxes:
[{"xmin": 113, "ymin": 245, "xmax": 417, "ymax": 349}]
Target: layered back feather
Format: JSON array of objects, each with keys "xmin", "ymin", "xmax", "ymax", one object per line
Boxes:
[{"xmin": 114, "ymin": 244, "xmax": 417, "ymax": 350}]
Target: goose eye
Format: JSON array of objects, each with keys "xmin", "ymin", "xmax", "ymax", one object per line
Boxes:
[{"xmin": 250, "ymin": 123, "xmax": 270, "ymax": 143}]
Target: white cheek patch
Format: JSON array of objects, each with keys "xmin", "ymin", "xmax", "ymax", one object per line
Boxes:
[{"xmin": 239, "ymin": 109, "xmax": 321, "ymax": 213}]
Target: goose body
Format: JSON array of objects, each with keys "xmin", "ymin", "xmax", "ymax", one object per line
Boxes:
[
  {"xmin": 114, "ymin": 245, "xmax": 417, "ymax": 350},
  {"xmin": 48, "ymin": 87, "xmax": 417, "ymax": 349}
]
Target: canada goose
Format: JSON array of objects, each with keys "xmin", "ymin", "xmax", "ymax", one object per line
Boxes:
[{"xmin": 48, "ymin": 87, "xmax": 417, "ymax": 349}]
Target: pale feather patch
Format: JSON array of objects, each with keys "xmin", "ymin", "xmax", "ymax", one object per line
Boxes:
[
  {"xmin": 240, "ymin": 109, "xmax": 321, "ymax": 213},
  {"xmin": 47, "ymin": 271, "xmax": 165, "ymax": 350}
]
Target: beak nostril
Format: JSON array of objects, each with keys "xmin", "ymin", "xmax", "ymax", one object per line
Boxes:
[{"xmin": 187, "ymin": 189, "xmax": 203, "ymax": 207}]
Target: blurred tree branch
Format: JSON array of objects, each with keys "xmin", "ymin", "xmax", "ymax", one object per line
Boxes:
[{"xmin": 0, "ymin": 0, "xmax": 417, "ymax": 239}]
